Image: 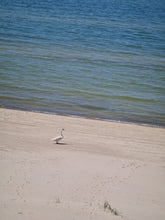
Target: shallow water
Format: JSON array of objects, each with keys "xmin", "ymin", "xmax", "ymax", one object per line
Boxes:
[{"xmin": 0, "ymin": 0, "xmax": 165, "ymax": 126}]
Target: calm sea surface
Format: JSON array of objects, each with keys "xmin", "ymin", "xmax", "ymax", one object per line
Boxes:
[{"xmin": 0, "ymin": 0, "xmax": 165, "ymax": 126}]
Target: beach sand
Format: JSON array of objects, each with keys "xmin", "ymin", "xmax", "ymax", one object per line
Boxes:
[{"xmin": 0, "ymin": 108, "xmax": 165, "ymax": 220}]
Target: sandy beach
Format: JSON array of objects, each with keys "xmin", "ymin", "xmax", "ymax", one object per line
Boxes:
[{"xmin": 0, "ymin": 108, "xmax": 165, "ymax": 220}]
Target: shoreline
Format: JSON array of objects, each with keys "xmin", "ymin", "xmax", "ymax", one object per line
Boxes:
[
  {"xmin": 0, "ymin": 108, "xmax": 165, "ymax": 220},
  {"xmin": 1, "ymin": 106, "xmax": 165, "ymax": 129},
  {"xmin": 0, "ymin": 107, "xmax": 165, "ymax": 163}
]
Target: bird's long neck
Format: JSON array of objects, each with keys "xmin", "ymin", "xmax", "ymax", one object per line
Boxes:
[{"xmin": 61, "ymin": 130, "xmax": 63, "ymax": 137}]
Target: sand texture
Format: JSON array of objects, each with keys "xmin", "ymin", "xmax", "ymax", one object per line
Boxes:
[{"xmin": 0, "ymin": 108, "xmax": 165, "ymax": 220}]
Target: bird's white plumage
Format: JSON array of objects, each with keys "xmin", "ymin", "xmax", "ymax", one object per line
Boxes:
[{"xmin": 52, "ymin": 128, "xmax": 64, "ymax": 144}]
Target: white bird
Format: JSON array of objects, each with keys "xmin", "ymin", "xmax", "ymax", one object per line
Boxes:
[{"xmin": 52, "ymin": 128, "xmax": 64, "ymax": 144}]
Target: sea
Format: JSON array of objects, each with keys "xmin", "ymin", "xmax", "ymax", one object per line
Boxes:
[{"xmin": 0, "ymin": 0, "xmax": 165, "ymax": 127}]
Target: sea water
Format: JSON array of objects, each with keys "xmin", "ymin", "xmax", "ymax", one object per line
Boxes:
[{"xmin": 0, "ymin": 0, "xmax": 165, "ymax": 126}]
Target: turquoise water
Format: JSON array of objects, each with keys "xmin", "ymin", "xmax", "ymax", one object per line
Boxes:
[{"xmin": 0, "ymin": 0, "xmax": 165, "ymax": 126}]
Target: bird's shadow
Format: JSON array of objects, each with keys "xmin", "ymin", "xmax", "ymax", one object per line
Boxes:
[{"xmin": 53, "ymin": 143, "xmax": 67, "ymax": 145}]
